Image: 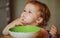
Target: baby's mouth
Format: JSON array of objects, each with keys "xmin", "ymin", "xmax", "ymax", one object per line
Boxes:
[
  {"xmin": 20, "ymin": 18, "xmax": 29, "ymax": 25},
  {"xmin": 20, "ymin": 19, "xmax": 30, "ymax": 25},
  {"xmin": 21, "ymin": 18, "xmax": 24, "ymax": 21}
]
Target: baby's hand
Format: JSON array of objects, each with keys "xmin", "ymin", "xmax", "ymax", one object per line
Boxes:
[{"xmin": 49, "ymin": 25, "xmax": 58, "ymax": 38}]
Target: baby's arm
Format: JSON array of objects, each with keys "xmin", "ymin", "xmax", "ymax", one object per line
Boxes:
[
  {"xmin": 34, "ymin": 28, "xmax": 48, "ymax": 38},
  {"xmin": 2, "ymin": 18, "xmax": 23, "ymax": 35}
]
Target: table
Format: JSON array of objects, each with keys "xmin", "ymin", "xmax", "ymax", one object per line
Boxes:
[
  {"xmin": 0, "ymin": 35, "xmax": 60, "ymax": 38},
  {"xmin": 0, "ymin": 36, "xmax": 13, "ymax": 38},
  {"xmin": 0, "ymin": 36, "xmax": 34, "ymax": 38}
]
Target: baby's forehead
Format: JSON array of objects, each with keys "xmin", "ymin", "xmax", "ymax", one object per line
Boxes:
[
  {"xmin": 25, "ymin": 3, "xmax": 41, "ymax": 11},
  {"xmin": 26, "ymin": 3, "xmax": 41, "ymax": 7},
  {"xmin": 26, "ymin": 3, "xmax": 44, "ymax": 10}
]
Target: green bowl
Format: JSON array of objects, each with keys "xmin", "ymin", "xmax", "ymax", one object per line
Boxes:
[{"xmin": 9, "ymin": 26, "xmax": 40, "ymax": 32}]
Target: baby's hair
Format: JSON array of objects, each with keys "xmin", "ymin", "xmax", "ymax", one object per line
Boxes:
[{"xmin": 26, "ymin": 0, "xmax": 51, "ymax": 27}]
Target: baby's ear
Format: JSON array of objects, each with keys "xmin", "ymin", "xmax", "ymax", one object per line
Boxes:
[{"xmin": 36, "ymin": 17, "xmax": 43, "ymax": 24}]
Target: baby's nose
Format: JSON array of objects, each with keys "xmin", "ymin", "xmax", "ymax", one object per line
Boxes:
[{"xmin": 22, "ymin": 12, "xmax": 28, "ymax": 16}]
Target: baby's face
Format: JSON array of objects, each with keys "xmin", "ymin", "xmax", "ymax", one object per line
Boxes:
[{"xmin": 20, "ymin": 3, "xmax": 41, "ymax": 24}]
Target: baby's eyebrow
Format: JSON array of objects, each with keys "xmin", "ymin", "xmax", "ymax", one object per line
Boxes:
[
  {"xmin": 23, "ymin": 9, "xmax": 25, "ymax": 10},
  {"xmin": 23, "ymin": 9, "xmax": 26, "ymax": 12},
  {"xmin": 29, "ymin": 9, "xmax": 33, "ymax": 12}
]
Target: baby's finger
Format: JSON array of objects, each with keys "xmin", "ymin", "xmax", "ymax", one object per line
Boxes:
[
  {"xmin": 50, "ymin": 31, "xmax": 56, "ymax": 35},
  {"xmin": 51, "ymin": 27, "xmax": 57, "ymax": 31},
  {"xmin": 50, "ymin": 29, "xmax": 57, "ymax": 35},
  {"xmin": 50, "ymin": 29, "xmax": 57, "ymax": 33},
  {"xmin": 50, "ymin": 27, "xmax": 58, "ymax": 33},
  {"xmin": 51, "ymin": 25, "xmax": 57, "ymax": 30},
  {"xmin": 50, "ymin": 28, "xmax": 58, "ymax": 35}
]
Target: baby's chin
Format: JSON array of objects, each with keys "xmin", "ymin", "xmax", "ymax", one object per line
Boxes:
[
  {"xmin": 24, "ymin": 22, "xmax": 38, "ymax": 26},
  {"xmin": 21, "ymin": 21, "xmax": 32, "ymax": 25},
  {"xmin": 20, "ymin": 19, "xmax": 37, "ymax": 25},
  {"xmin": 23, "ymin": 22, "xmax": 33, "ymax": 25}
]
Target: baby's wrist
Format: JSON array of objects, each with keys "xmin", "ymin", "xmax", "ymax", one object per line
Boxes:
[{"xmin": 51, "ymin": 34, "xmax": 58, "ymax": 38}]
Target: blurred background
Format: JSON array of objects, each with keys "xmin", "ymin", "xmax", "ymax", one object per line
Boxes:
[{"xmin": 0, "ymin": 0, "xmax": 60, "ymax": 35}]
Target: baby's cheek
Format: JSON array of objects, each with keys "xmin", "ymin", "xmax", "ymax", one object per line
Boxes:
[
  {"xmin": 24, "ymin": 17, "xmax": 35, "ymax": 23},
  {"xmin": 24, "ymin": 18, "xmax": 34, "ymax": 23}
]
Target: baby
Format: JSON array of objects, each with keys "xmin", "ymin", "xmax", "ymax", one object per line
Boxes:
[{"xmin": 2, "ymin": 0, "xmax": 58, "ymax": 38}]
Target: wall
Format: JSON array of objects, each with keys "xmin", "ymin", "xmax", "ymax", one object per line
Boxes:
[
  {"xmin": 0, "ymin": 0, "xmax": 10, "ymax": 35},
  {"xmin": 10, "ymin": 0, "xmax": 27, "ymax": 20},
  {"xmin": 45, "ymin": 0, "xmax": 60, "ymax": 34}
]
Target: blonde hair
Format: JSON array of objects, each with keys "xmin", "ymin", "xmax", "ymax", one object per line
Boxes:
[{"xmin": 26, "ymin": 0, "xmax": 51, "ymax": 27}]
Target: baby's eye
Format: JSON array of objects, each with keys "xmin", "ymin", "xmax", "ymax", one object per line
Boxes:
[
  {"xmin": 23, "ymin": 10, "xmax": 26, "ymax": 12},
  {"xmin": 29, "ymin": 11, "xmax": 32, "ymax": 13}
]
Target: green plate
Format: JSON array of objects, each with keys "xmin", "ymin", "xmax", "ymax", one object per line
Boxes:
[{"xmin": 9, "ymin": 26, "xmax": 40, "ymax": 32}]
